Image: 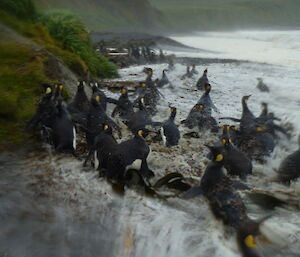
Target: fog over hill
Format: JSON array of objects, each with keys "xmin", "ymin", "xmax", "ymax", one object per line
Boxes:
[
  {"xmin": 34, "ymin": 0, "xmax": 166, "ymax": 32},
  {"xmin": 150, "ymin": 0, "xmax": 300, "ymax": 31}
]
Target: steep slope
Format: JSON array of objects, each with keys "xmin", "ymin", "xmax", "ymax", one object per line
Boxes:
[{"xmin": 34, "ymin": 0, "xmax": 166, "ymax": 32}]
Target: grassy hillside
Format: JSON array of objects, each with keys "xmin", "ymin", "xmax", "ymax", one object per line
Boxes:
[
  {"xmin": 0, "ymin": 0, "xmax": 118, "ymax": 148},
  {"xmin": 150, "ymin": 0, "xmax": 300, "ymax": 31},
  {"xmin": 34, "ymin": 0, "xmax": 166, "ymax": 32}
]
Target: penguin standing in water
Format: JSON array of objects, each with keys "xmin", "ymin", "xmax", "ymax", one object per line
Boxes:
[
  {"xmin": 191, "ymin": 64, "xmax": 198, "ymax": 75},
  {"xmin": 86, "ymin": 95, "xmax": 121, "ymax": 148},
  {"xmin": 51, "ymin": 99, "xmax": 77, "ymax": 154},
  {"xmin": 181, "ymin": 66, "xmax": 193, "ymax": 79},
  {"xmin": 221, "ymin": 135, "xmax": 253, "ymax": 179},
  {"xmin": 127, "ymin": 98, "xmax": 160, "ymax": 133},
  {"xmin": 107, "ymin": 128, "xmax": 156, "ymax": 181},
  {"xmin": 221, "ymin": 95, "xmax": 256, "ymax": 135},
  {"xmin": 156, "ymin": 69, "xmax": 171, "ymax": 88},
  {"xmin": 256, "ymin": 78, "xmax": 270, "ymax": 92},
  {"xmin": 136, "ymin": 69, "xmax": 162, "ymax": 116},
  {"xmin": 160, "ymin": 106, "xmax": 180, "ymax": 147},
  {"xmin": 68, "ymin": 80, "xmax": 90, "ymax": 114},
  {"xmin": 183, "ymin": 145, "xmax": 269, "ymax": 257},
  {"xmin": 111, "ymin": 87, "xmax": 134, "ymax": 120},
  {"xmin": 256, "ymin": 103, "xmax": 290, "ymax": 139},
  {"xmin": 90, "ymin": 81, "xmax": 118, "ymax": 111},
  {"xmin": 239, "ymin": 95, "xmax": 256, "ymax": 135},
  {"xmin": 196, "ymin": 69, "xmax": 209, "ymax": 90},
  {"xmin": 277, "ymin": 135, "xmax": 300, "ymax": 184},
  {"xmin": 182, "ymin": 104, "xmax": 218, "ymax": 133},
  {"xmin": 197, "ymin": 83, "xmax": 218, "ymax": 116},
  {"xmin": 83, "ymin": 124, "xmax": 118, "ymax": 175}
]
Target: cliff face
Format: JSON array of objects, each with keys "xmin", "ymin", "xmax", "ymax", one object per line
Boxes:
[{"xmin": 34, "ymin": 0, "xmax": 166, "ymax": 32}]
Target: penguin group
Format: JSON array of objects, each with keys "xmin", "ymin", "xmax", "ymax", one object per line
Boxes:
[{"xmin": 28, "ymin": 62, "xmax": 299, "ymax": 257}]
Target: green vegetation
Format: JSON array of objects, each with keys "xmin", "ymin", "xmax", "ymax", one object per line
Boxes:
[
  {"xmin": 150, "ymin": 0, "xmax": 300, "ymax": 31},
  {"xmin": 34, "ymin": 0, "xmax": 166, "ymax": 32},
  {"xmin": 0, "ymin": 0, "xmax": 118, "ymax": 148},
  {"xmin": 39, "ymin": 10, "xmax": 117, "ymax": 77}
]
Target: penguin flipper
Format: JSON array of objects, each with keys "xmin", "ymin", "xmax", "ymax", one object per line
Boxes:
[
  {"xmin": 232, "ymin": 180, "xmax": 251, "ymax": 191},
  {"xmin": 151, "ymin": 121, "xmax": 163, "ymax": 127},
  {"xmin": 106, "ymin": 97, "xmax": 119, "ymax": 105},
  {"xmin": 181, "ymin": 186, "xmax": 203, "ymax": 199}
]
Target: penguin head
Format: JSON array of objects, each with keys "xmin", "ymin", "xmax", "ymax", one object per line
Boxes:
[
  {"xmin": 204, "ymin": 68, "xmax": 208, "ymax": 73},
  {"xmin": 196, "ymin": 104, "xmax": 204, "ymax": 110},
  {"xmin": 204, "ymin": 83, "xmax": 211, "ymax": 92},
  {"xmin": 121, "ymin": 87, "xmax": 128, "ymax": 95},
  {"xmin": 192, "ymin": 64, "xmax": 196, "ymax": 69},
  {"xmin": 139, "ymin": 82, "xmax": 147, "ymax": 88},
  {"xmin": 205, "ymin": 145, "xmax": 224, "ymax": 163},
  {"xmin": 221, "ymin": 137, "xmax": 232, "ymax": 147},
  {"xmin": 261, "ymin": 102, "xmax": 268, "ymax": 110},
  {"xmin": 57, "ymin": 83, "xmax": 64, "ymax": 91},
  {"xmin": 78, "ymin": 80, "xmax": 85, "ymax": 89},
  {"xmin": 187, "ymin": 66, "xmax": 190, "ymax": 72},
  {"xmin": 102, "ymin": 124, "xmax": 113, "ymax": 135},
  {"xmin": 242, "ymin": 95, "xmax": 251, "ymax": 104},
  {"xmin": 169, "ymin": 106, "xmax": 177, "ymax": 114},
  {"xmin": 137, "ymin": 128, "xmax": 156, "ymax": 138}
]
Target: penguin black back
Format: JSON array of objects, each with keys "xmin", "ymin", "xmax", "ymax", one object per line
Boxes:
[
  {"xmin": 68, "ymin": 80, "xmax": 90, "ymax": 113},
  {"xmin": 161, "ymin": 106, "xmax": 180, "ymax": 147}
]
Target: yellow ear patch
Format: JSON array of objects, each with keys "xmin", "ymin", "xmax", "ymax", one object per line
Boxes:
[
  {"xmin": 229, "ymin": 139, "xmax": 232, "ymax": 143},
  {"xmin": 95, "ymin": 95, "xmax": 100, "ymax": 102},
  {"xmin": 46, "ymin": 87, "xmax": 52, "ymax": 94},
  {"xmin": 222, "ymin": 139, "xmax": 226, "ymax": 145},
  {"xmin": 215, "ymin": 154, "xmax": 223, "ymax": 162},
  {"xmin": 197, "ymin": 105, "xmax": 204, "ymax": 109},
  {"xmin": 138, "ymin": 130, "xmax": 143, "ymax": 137},
  {"xmin": 59, "ymin": 85, "xmax": 64, "ymax": 90},
  {"xmin": 244, "ymin": 235, "xmax": 258, "ymax": 248},
  {"xmin": 121, "ymin": 88, "xmax": 127, "ymax": 94},
  {"xmin": 104, "ymin": 125, "xmax": 109, "ymax": 130},
  {"xmin": 256, "ymin": 126, "xmax": 266, "ymax": 132}
]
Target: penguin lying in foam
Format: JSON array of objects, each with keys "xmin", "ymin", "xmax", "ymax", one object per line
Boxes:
[{"xmin": 277, "ymin": 135, "xmax": 300, "ymax": 184}]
